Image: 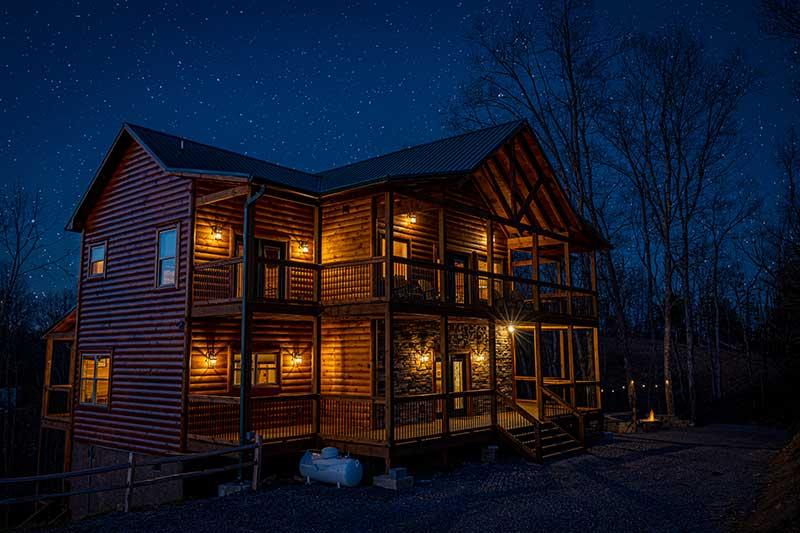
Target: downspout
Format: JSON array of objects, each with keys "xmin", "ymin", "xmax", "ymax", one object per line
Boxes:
[{"xmin": 239, "ymin": 178, "xmax": 266, "ymax": 481}]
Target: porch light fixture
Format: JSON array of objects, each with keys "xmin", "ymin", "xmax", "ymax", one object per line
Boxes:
[
  {"xmin": 418, "ymin": 351, "xmax": 430, "ymax": 364},
  {"xmin": 506, "ymin": 324, "xmax": 516, "ymax": 334},
  {"xmin": 206, "ymin": 353, "xmax": 218, "ymax": 369},
  {"xmin": 211, "ymin": 226, "xmax": 223, "ymax": 241},
  {"xmin": 408, "ymin": 213, "xmax": 417, "ymax": 224},
  {"xmin": 300, "ymin": 241, "xmax": 310, "ymax": 254},
  {"xmin": 291, "ymin": 353, "xmax": 303, "ymax": 366}
]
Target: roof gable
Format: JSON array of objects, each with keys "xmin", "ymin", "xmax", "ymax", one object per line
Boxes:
[{"xmin": 318, "ymin": 120, "xmax": 524, "ymax": 192}]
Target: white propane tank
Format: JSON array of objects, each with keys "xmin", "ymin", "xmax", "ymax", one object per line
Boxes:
[{"xmin": 299, "ymin": 447, "xmax": 363, "ymax": 487}]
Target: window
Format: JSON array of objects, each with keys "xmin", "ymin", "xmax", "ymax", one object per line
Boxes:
[
  {"xmin": 232, "ymin": 350, "xmax": 280, "ymax": 387},
  {"xmin": 79, "ymin": 354, "xmax": 110, "ymax": 406},
  {"xmin": 88, "ymin": 243, "xmax": 106, "ymax": 278},
  {"xmin": 379, "ymin": 233, "xmax": 410, "ymax": 280},
  {"xmin": 478, "ymin": 258, "xmax": 504, "ymax": 301},
  {"xmin": 157, "ymin": 227, "xmax": 177, "ymax": 287}
]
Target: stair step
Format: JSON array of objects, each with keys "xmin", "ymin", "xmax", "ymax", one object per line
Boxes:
[{"xmin": 542, "ymin": 445, "xmax": 584, "ymax": 460}]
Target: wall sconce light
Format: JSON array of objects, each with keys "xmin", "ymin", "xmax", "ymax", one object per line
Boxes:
[
  {"xmin": 291, "ymin": 353, "xmax": 303, "ymax": 366},
  {"xmin": 206, "ymin": 354, "xmax": 217, "ymax": 369},
  {"xmin": 417, "ymin": 351, "xmax": 430, "ymax": 364},
  {"xmin": 408, "ymin": 213, "xmax": 417, "ymax": 224},
  {"xmin": 299, "ymin": 241, "xmax": 310, "ymax": 254},
  {"xmin": 506, "ymin": 324, "xmax": 516, "ymax": 334},
  {"xmin": 211, "ymin": 226, "xmax": 223, "ymax": 241},
  {"xmin": 474, "ymin": 351, "xmax": 486, "ymax": 363}
]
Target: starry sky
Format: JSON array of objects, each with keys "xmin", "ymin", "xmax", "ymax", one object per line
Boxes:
[{"xmin": 0, "ymin": 0, "xmax": 796, "ymax": 293}]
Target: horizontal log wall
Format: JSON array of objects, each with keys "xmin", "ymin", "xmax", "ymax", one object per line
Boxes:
[
  {"xmin": 189, "ymin": 316, "xmax": 313, "ymax": 395},
  {"xmin": 321, "ymin": 196, "xmax": 373, "ymax": 263},
  {"xmin": 74, "ymin": 140, "xmax": 191, "ymax": 454},
  {"xmin": 321, "ymin": 318, "xmax": 372, "ymax": 396}
]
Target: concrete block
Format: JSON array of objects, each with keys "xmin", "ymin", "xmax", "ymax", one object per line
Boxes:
[
  {"xmin": 388, "ymin": 467, "xmax": 407, "ymax": 480},
  {"xmin": 482, "ymin": 445, "xmax": 499, "ymax": 463},
  {"xmin": 218, "ymin": 481, "xmax": 250, "ymax": 497},
  {"xmin": 373, "ymin": 474, "xmax": 414, "ymax": 490}
]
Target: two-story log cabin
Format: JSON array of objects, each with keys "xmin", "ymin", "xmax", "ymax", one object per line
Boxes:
[{"xmin": 41, "ymin": 119, "xmax": 606, "ymax": 503}]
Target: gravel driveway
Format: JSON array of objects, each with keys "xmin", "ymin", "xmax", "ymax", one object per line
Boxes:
[{"xmin": 50, "ymin": 424, "xmax": 785, "ymax": 533}]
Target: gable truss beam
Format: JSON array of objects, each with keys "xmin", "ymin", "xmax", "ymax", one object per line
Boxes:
[
  {"xmin": 516, "ymin": 133, "xmax": 576, "ymax": 229},
  {"xmin": 195, "ymin": 185, "xmax": 251, "ymax": 207},
  {"xmin": 478, "ymin": 164, "xmax": 516, "ymax": 222}
]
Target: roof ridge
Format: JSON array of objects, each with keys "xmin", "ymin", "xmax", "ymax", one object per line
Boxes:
[
  {"xmin": 319, "ymin": 119, "xmax": 525, "ymax": 175},
  {"xmin": 123, "ymin": 122, "xmax": 322, "ymax": 180}
]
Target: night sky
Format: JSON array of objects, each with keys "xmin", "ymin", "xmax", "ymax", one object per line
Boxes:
[{"xmin": 0, "ymin": 1, "xmax": 795, "ymax": 293}]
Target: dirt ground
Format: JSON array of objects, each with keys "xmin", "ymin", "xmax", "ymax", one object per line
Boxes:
[{"xmin": 47, "ymin": 424, "xmax": 786, "ymax": 533}]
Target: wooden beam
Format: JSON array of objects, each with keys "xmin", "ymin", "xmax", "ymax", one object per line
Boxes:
[
  {"xmin": 516, "ymin": 134, "xmax": 574, "ymax": 230},
  {"xmin": 534, "ymin": 322, "xmax": 544, "ymax": 420},
  {"xmin": 486, "ymin": 220, "xmax": 494, "ymax": 307},
  {"xmin": 502, "ymin": 142, "xmax": 551, "ymax": 228},
  {"xmin": 384, "ymin": 309, "xmax": 395, "ymax": 470},
  {"xmin": 195, "ymin": 185, "xmax": 250, "ymax": 207},
  {"xmin": 385, "ymin": 191, "xmax": 394, "ymax": 299},
  {"xmin": 438, "ymin": 207, "xmax": 447, "ymax": 302},
  {"xmin": 478, "ymin": 164, "xmax": 515, "ymax": 221},
  {"xmin": 440, "ymin": 315, "xmax": 450, "ymax": 436},
  {"xmin": 489, "ymin": 320, "xmax": 497, "ymax": 427},
  {"xmin": 568, "ymin": 324, "xmax": 576, "ymax": 408}
]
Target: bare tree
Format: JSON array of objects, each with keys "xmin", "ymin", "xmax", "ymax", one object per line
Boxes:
[
  {"xmin": 605, "ymin": 30, "xmax": 754, "ymax": 420},
  {"xmin": 449, "ymin": 0, "xmax": 641, "ymax": 421},
  {"xmin": 760, "ymin": 0, "xmax": 800, "ymax": 98}
]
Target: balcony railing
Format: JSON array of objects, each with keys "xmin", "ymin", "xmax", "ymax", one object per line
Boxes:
[
  {"xmin": 320, "ymin": 256, "xmax": 597, "ymax": 319},
  {"xmin": 193, "ymin": 257, "xmax": 318, "ymax": 305}
]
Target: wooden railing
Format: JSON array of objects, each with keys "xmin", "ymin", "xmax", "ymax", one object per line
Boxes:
[
  {"xmin": 496, "ymin": 391, "xmax": 542, "ymax": 461},
  {"xmin": 319, "ymin": 395, "xmax": 385, "ymax": 443},
  {"xmin": 187, "ymin": 394, "xmax": 315, "ymax": 443},
  {"xmin": 393, "ymin": 394, "xmax": 444, "ymax": 441},
  {"xmin": 541, "ymin": 386, "xmax": 585, "ymax": 446},
  {"xmin": 192, "ymin": 258, "xmax": 318, "ymax": 305},
  {"xmin": 321, "ymin": 258, "xmax": 385, "ymax": 303}
]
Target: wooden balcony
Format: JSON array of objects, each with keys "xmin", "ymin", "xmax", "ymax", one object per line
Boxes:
[
  {"xmin": 192, "ymin": 257, "xmax": 320, "ymax": 316},
  {"xmin": 320, "ymin": 256, "xmax": 598, "ymax": 323}
]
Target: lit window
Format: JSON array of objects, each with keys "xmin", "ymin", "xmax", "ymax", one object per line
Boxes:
[
  {"xmin": 79, "ymin": 354, "xmax": 110, "ymax": 406},
  {"xmin": 88, "ymin": 243, "xmax": 106, "ymax": 277},
  {"xmin": 157, "ymin": 227, "xmax": 177, "ymax": 287},
  {"xmin": 232, "ymin": 351, "xmax": 279, "ymax": 387}
]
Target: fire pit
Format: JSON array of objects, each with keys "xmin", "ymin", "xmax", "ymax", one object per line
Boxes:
[{"xmin": 639, "ymin": 409, "xmax": 662, "ymax": 432}]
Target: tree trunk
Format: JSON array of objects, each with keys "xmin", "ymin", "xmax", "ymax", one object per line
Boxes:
[{"xmin": 663, "ymin": 251, "xmax": 675, "ymax": 417}]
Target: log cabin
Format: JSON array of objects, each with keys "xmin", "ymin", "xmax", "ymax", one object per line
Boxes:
[{"xmin": 40, "ymin": 119, "xmax": 606, "ymax": 504}]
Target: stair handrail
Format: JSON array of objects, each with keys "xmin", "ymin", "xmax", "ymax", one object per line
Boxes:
[
  {"xmin": 540, "ymin": 386, "xmax": 585, "ymax": 447},
  {"xmin": 495, "ymin": 391, "xmax": 542, "ymax": 462}
]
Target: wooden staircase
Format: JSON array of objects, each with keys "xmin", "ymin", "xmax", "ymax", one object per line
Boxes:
[{"xmin": 496, "ymin": 392, "xmax": 585, "ymax": 463}]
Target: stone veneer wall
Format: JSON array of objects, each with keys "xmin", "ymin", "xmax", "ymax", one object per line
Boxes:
[{"xmin": 393, "ymin": 320, "xmax": 513, "ymax": 396}]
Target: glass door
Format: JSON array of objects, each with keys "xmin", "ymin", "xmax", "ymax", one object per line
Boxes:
[{"xmin": 447, "ymin": 252, "xmax": 470, "ymax": 304}]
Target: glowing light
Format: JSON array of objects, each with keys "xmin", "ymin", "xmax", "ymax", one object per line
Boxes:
[
  {"xmin": 300, "ymin": 241, "xmax": 310, "ymax": 254},
  {"xmin": 408, "ymin": 213, "xmax": 417, "ymax": 224},
  {"xmin": 291, "ymin": 354, "xmax": 303, "ymax": 366},
  {"xmin": 506, "ymin": 324, "xmax": 516, "ymax": 333},
  {"xmin": 206, "ymin": 354, "xmax": 217, "ymax": 368},
  {"xmin": 212, "ymin": 226, "xmax": 223, "ymax": 241}
]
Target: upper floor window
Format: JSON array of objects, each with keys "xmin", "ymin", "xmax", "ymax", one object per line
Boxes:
[
  {"xmin": 80, "ymin": 354, "xmax": 110, "ymax": 406},
  {"xmin": 157, "ymin": 227, "xmax": 178, "ymax": 287},
  {"xmin": 88, "ymin": 242, "xmax": 106, "ymax": 278}
]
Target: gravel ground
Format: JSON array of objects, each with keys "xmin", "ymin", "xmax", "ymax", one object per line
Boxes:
[{"xmin": 49, "ymin": 424, "xmax": 785, "ymax": 533}]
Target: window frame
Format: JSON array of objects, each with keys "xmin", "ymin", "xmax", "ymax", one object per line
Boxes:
[
  {"xmin": 155, "ymin": 224, "xmax": 180, "ymax": 289},
  {"xmin": 229, "ymin": 346, "xmax": 281, "ymax": 391},
  {"xmin": 78, "ymin": 352, "xmax": 112, "ymax": 408},
  {"xmin": 87, "ymin": 241, "xmax": 108, "ymax": 279}
]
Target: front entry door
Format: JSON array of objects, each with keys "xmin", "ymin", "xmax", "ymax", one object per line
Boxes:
[{"xmin": 451, "ymin": 355, "xmax": 467, "ymax": 416}]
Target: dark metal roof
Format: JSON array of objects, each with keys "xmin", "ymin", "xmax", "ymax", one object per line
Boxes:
[
  {"xmin": 318, "ymin": 120, "xmax": 525, "ymax": 192},
  {"xmin": 125, "ymin": 123, "xmax": 322, "ymax": 193}
]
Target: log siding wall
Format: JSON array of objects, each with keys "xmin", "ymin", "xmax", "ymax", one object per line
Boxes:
[{"xmin": 74, "ymin": 140, "xmax": 192, "ymax": 454}]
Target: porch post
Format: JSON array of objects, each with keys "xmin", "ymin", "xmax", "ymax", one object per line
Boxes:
[
  {"xmin": 438, "ymin": 208, "xmax": 446, "ymax": 302},
  {"xmin": 385, "ymin": 191, "xmax": 394, "ymax": 299},
  {"xmin": 312, "ymin": 204, "xmax": 323, "ymax": 434},
  {"xmin": 440, "ymin": 315, "xmax": 450, "ymax": 436},
  {"xmin": 239, "ymin": 184, "xmax": 266, "ymax": 481},
  {"xmin": 564, "ymin": 240, "xmax": 572, "ymax": 317},
  {"xmin": 593, "ymin": 327, "xmax": 602, "ymax": 409},
  {"xmin": 488, "ymin": 319, "xmax": 497, "ymax": 427},
  {"xmin": 531, "ymin": 233, "xmax": 540, "ymax": 312},
  {"xmin": 486, "ymin": 221, "xmax": 494, "ymax": 306},
  {"xmin": 534, "ymin": 322, "xmax": 544, "ymax": 420},
  {"xmin": 568, "ymin": 325, "xmax": 576, "ymax": 408},
  {"xmin": 384, "ymin": 310, "xmax": 395, "ymax": 450}
]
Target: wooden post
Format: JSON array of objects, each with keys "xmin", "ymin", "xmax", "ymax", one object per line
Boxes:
[
  {"xmin": 593, "ymin": 327, "xmax": 602, "ymax": 409},
  {"xmin": 534, "ymin": 322, "xmax": 544, "ymax": 420},
  {"xmin": 568, "ymin": 325, "xmax": 576, "ymax": 408},
  {"xmin": 384, "ymin": 310, "xmax": 395, "ymax": 453},
  {"xmin": 486, "ymin": 221, "xmax": 494, "ymax": 306},
  {"xmin": 313, "ymin": 205, "xmax": 322, "ymax": 301},
  {"xmin": 124, "ymin": 451, "xmax": 134, "ymax": 512},
  {"xmin": 252, "ymin": 434, "xmax": 263, "ymax": 491},
  {"xmin": 438, "ymin": 208, "xmax": 446, "ymax": 302},
  {"xmin": 488, "ymin": 320, "xmax": 497, "ymax": 428},
  {"xmin": 440, "ymin": 315, "xmax": 450, "ymax": 436},
  {"xmin": 312, "ymin": 315, "xmax": 322, "ymax": 434},
  {"xmin": 564, "ymin": 240, "xmax": 572, "ymax": 317},
  {"xmin": 531, "ymin": 234, "xmax": 540, "ymax": 312},
  {"xmin": 590, "ymin": 250, "xmax": 598, "ymax": 319},
  {"xmin": 385, "ymin": 191, "xmax": 394, "ymax": 299}
]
